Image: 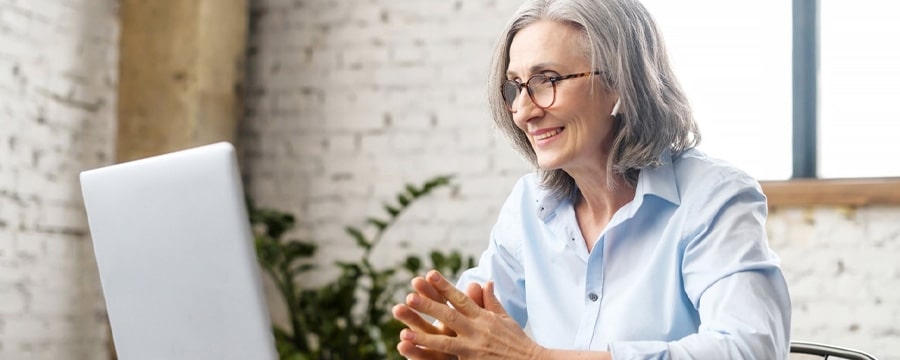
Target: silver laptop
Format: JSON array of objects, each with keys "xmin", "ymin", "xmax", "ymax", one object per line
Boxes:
[{"xmin": 80, "ymin": 142, "xmax": 277, "ymax": 360}]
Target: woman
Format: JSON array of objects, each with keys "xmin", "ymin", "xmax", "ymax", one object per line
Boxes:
[{"xmin": 392, "ymin": 0, "xmax": 791, "ymax": 358}]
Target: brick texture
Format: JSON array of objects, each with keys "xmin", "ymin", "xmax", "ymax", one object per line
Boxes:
[
  {"xmin": 4, "ymin": 1, "xmax": 893, "ymax": 359},
  {"xmin": 239, "ymin": 0, "xmax": 532, "ymax": 276},
  {"xmin": 769, "ymin": 206, "xmax": 900, "ymax": 359},
  {"xmin": 0, "ymin": 0, "xmax": 118, "ymax": 359},
  {"xmin": 240, "ymin": 1, "xmax": 900, "ymax": 359}
]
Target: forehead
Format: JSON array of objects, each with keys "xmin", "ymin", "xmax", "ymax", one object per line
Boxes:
[{"xmin": 507, "ymin": 20, "xmax": 588, "ymax": 73}]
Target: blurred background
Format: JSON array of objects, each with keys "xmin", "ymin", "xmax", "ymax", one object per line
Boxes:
[{"xmin": 1, "ymin": 0, "xmax": 898, "ymax": 359}]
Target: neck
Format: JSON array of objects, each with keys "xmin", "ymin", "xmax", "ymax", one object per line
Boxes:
[
  {"xmin": 566, "ymin": 162, "xmax": 635, "ymax": 219},
  {"xmin": 566, "ymin": 163, "xmax": 636, "ymax": 252},
  {"xmin": 575, "ymin": 174, "xmax": 633, "ymax": 220}
]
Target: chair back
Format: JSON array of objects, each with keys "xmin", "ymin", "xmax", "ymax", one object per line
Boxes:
[{"xmin": 790, "ymin": 341, "xmax": 878, "ymax": 360}]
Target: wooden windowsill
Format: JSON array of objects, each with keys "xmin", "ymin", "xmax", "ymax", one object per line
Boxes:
[{"xmin": 760, "ymin": 177, "xmax": 900, "ymax": 207}]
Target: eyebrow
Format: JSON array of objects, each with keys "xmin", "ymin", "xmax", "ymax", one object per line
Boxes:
[{"xmin": 506, "ymin": 62, "xmax": 563, "ymax": 78}]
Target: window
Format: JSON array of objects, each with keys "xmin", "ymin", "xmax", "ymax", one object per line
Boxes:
[
  {"xmin": 642, "ymin": 0, "xmax": 792, "ymax": 181},
  {"xmin": 819, "ymin": 1, "xmax": 900, "ymax": 178},
  {"xmin": 644, "ymin": 0, "xmax": 900, "ymax": 179},
  {"xmin": 642, "ymin": 0, "xmax": 900, "ymax": 206}
]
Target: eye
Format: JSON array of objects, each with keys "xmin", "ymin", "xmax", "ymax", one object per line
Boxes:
[
  {"xmin": 543, "ymin": 71, "xmax": 563, "ymax": 82},
  {"xmin": 544, "ymin": 73, "xmax": 562, "ymax": 83}
]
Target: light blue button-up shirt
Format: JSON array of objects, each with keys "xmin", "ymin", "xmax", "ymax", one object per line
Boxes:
[{"xmin": 456, "ymin": 148, "xmax": 791, "ymax": 359}]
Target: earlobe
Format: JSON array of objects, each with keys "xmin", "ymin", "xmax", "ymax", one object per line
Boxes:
[{"xmin": 610, "ymin": 98, "xmax": 621, "ymax": 117}]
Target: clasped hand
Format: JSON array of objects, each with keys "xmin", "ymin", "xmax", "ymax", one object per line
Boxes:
[{"xmin": 391, "ymin": 270, "xmax": 542, "ymax": 359}]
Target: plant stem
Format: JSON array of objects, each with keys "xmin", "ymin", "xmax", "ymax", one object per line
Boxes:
[{"xmin": 270, "ymin": 264, "xmax": 308, "ymax": 352}]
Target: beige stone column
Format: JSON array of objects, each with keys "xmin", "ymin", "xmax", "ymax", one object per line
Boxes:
[{"xmin": 116, "ymin": 0, "xmax": 248, "ymax": 162}]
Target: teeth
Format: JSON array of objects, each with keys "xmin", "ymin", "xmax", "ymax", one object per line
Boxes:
[{"xmin": 535, "ymin": 128, "xmax": 561, "ymax": 140}]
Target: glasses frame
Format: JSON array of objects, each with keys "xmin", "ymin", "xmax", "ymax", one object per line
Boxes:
[{"xmin": 502, "ymin": 70, "xmax": 602, "ymax": 111}]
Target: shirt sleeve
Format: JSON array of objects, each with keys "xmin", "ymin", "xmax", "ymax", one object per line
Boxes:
[
  {"xmin": 453, "ymin": 176, "xmax": 530, "ymax": 328},
  {"xmin": 609, "ymin": 178, "xmax": 792, "ymax": 359}
]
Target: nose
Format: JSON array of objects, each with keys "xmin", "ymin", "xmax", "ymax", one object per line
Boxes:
[{"xmin": 511, "ymin": 91, "xmax": 544, "ymax": 128}]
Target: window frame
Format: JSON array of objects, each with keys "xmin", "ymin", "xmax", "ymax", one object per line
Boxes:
[
  {"xmin": 760, "ymin": 0, "xmax": 900, "ymax": 207},
  {"xmin": 761, "ymin": 178, "xmax": 900, "ymax": 207}
]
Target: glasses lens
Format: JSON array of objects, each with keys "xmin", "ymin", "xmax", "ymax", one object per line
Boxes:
[
  {"xmin": 529, "ymin": 76, "xmax": 554, "ymax": 108},
  {"xmin": 501, "ymin": 81, "xmax": 520, "ymax": 109}
]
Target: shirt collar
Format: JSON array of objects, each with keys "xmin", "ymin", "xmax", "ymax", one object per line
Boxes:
[
  {"xmin": 534, "ymin": 150, "xmax": 681, "ymax": 222},
  {"xmin": 535, "ymin": 184, "xmax": 562, "ymax": 222},
  {"xmin": 636, "ymin": 150, "xmax": 681, "ymax": 207}
]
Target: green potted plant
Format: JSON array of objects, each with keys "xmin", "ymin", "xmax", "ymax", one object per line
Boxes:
[{"xmin": 249, "ymin": 175, "xmax": 475, "ymax": 359}]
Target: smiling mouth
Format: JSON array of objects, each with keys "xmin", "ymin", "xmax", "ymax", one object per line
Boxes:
[{"xmin": 534, "ymin": 127, "xmax": 564, "ymax": 141}]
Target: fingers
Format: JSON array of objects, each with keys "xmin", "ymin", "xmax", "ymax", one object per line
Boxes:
[
  {"xmin": 466, "ymin": 282, "xmax": 485, "ymax": 308},
  {"xmin": 392, "ymin": 304, "xmax": 442, "ymax": 334},
  {"xmin": 397, "ymin": 338, "xmax": 455, "ymax": 360},
  {"xmin": 399, "ymin": 329, "xmax": 461, "ymax": 359},
  {"xmin": 482, "ymin": 281, "xmax": 508, "ymax": 315},
  {"xmin": 406, "ymin": 291, "xmax": 472, "ymax": 334},
  {"xmin": 412, "ymin": 276, "xmax": 445, "ymax": 304},
  {"xmin": 415, "ymin": 274, "xmax": 486, "ymax": 310},
  {"xmin": 424, "ymin": 270, "xmax": 480, "ymax": 316}
]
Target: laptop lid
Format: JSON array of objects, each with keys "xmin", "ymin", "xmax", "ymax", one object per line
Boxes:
[{"xmin": 80, "ymin": 142, "xmax": 277, "ymax": 360}]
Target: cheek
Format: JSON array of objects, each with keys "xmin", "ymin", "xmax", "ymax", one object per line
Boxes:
[
  {"xmin": 511, "ymin": 111, "xmax": 529, "ymax": 131},
  {"xmin": 568, "ymin": 112, "xmax": 613, "ymax": 148},
  {"xmin": 512, "ymin": 117, "xmax": 526, "ymax": 132},
  {"xmin": 558, "ymin": 90, "xmax": 601, "ymax": 117}
]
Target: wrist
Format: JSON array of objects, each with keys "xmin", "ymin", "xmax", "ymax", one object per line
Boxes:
[
  {"xmin": 530, "ymin": 344, "xmax": 550, "ymax": 359},
  {"xmin": 535, "ymin": 347, "xmax": 612, "ymax": 360}
]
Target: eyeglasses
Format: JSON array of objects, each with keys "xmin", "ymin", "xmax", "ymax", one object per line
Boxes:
[{"xmin": 501, "ymin": 70, "xmax": 601, "ymax": 111}]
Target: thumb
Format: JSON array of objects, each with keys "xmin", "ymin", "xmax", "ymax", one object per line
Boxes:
[{"xmin": 483, "ymin": 281, "xmax": 507, "ymax": 315}]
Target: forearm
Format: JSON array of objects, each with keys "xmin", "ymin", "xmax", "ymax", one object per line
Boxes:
[{"xmin": 608, "ymin": 331, "xmax": 776, "ymax": 360}]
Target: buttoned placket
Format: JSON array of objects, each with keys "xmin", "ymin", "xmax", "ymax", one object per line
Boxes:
[
  {"xmin": 557, "ymin": 200, "xmax": 605, "ymax": 349},
  {"xmin": 568, "ymin": 197, "xmax": 642, "ymax": 350}
]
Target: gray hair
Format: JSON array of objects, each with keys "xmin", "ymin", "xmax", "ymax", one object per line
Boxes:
[{"xmin": 488, "ymin": 0, "xmax": 700, "ymax": 200}]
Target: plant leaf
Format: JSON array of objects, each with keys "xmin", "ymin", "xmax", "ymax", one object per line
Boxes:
[
  {"xmin": 366, "ymin": 218, "xmax": 388, "ymax": 231},
  {"xmin": 255, "ymin": 236, "xmax": 282, "ymax": 268},
  {"xmin": 282, "ymin": 241, "xmax": 317, "ymax": 263},
  {"xmin": 345, "ymin": 226, "xmax": 371, "ymax": 250},
  {"xmin": 291, "ymin": 263, "xmax": 316, "ymax": 274},
  {"xmin": 396, "ymin": 194, "xmax": 410, "ymax": 207},
  {"xmin": 405, "ymin": 184, "xmax": 420, "ymax": 197},
  {"xmin": 404, "ymin": 256, "xmax": 422, "ymax": 274},
  {"xmin": 448, "ymin": 251, "xmax": 462, "ymax": 274},
  {"xmin": 384, "ymin": 204, "xmax": 400, "ymax": 217},
  {"xmin": 430, "ymin": 251, "xmax": 446, "ymax": 269}
]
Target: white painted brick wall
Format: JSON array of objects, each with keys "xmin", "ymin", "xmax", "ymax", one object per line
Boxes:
[
  {"xmin": 240, "ymin": 0, "xmax": 532, "ymax": 276},
  {"xmin": 0, "ymin": 1, "xmax": 894, "ymax": 358},
  {"xmin": 0, "ymin": 0, "xmax": 118, "ymax": 359},
  {"xmin": 242, "ymin": 1, "xmax": 900, "ymax": 359},
  {"xmin": 769, "ymin": 206, "xmax": 900, "ymax": 359}
]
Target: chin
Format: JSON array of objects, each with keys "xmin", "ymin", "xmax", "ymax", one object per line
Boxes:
[{"xmin": 536, "ymin": 158, "xmax": 563, "ymax": 171}]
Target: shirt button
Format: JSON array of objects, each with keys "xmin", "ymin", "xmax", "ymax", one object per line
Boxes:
[{"xmin": 588, "ymin": 293, "xmax": 599, "ymax": 302}]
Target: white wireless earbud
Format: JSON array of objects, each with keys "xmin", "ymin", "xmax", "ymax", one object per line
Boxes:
[{"xmin": 610, "ymin": 98, "xmax": 621, "ymax": 117}]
